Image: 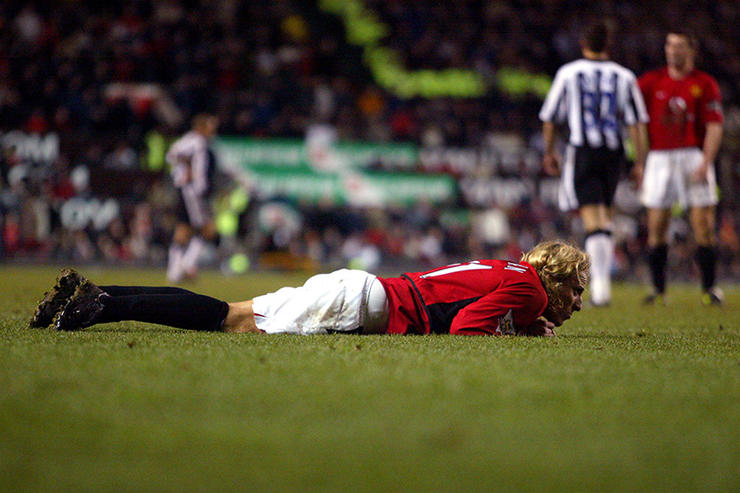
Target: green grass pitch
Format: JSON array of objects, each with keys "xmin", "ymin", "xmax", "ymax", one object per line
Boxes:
[{"xmin": 1, "ymin": 265, "xmax": 738, "ymax": 492}]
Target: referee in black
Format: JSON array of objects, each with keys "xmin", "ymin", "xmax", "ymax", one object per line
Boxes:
[{"xmin": 539, "ymin": 21, "xmax": 649, "ymax": 306}]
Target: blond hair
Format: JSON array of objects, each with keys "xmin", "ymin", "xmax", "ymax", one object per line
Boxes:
[{"xmin": 521, "ymin": 240, "xmax": 589, "ymax": 307}]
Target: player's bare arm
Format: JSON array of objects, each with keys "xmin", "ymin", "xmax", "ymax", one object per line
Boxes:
[
  {"xmin": 692, "ymin": 122, "xmax": 723, "ymax": 182},
  {"xmin": 628, "ymin": 122, "xmax": 649, "ymax": 187},
  {"xmin": 542, "ymin": 121, "xmax": 561, "ymax": 175}
]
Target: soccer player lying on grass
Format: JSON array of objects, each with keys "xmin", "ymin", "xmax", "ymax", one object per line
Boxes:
[{"xmin": 30, "ymin": 240, "xmax": 587, "ymax": 337}]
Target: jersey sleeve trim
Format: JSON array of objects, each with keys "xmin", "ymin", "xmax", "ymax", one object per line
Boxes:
[{"xmin": 400, "ymin": 273, "xmax": 433, "ymax": 331}]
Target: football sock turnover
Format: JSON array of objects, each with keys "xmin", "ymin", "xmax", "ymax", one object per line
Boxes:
[{"xmin": 97, "ymin": 286, "xmax": 229, "ymax": 331}]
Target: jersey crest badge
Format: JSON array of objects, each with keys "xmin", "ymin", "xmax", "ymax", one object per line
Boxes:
[{"xmin": 497, "ymin": 309, "xmax": 517, "ymax": 335}]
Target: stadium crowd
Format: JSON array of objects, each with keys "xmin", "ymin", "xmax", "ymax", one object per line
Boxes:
[{"xmin": 1, "ymin": 1, "xmax": 739, "ymax": 279}]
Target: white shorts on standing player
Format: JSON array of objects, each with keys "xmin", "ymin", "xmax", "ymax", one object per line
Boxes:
[{"xmin": 640, "ymin": 147, "xmax": 718, "ymax": 209}]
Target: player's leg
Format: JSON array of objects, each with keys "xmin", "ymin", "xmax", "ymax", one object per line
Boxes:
[
  {"xmin": 574, "ymin": 148, "xmax": 619, "ymax": 306},
  {"xmin": 180, "ymin": 220, "xmax": 216, "ymax": 280},
  {"xmin": 251, "ymin": 269, "xmax": 379, "ymax": 335},
  {"xmin": 689, "ymin": 205, "xmax": 723, "ymax": 304},
  {"xmin": 30, "ymin": 268, "xmax": 203, "ymax": 329},
  {"xmin": 685, "ymin": 149, "xmax": 722, "ymax": 304},
  {"xmin": 178, "ymin": 190, "xmax": 214, "ymax": 280},
  {"xmin": 222, "ymin": 300, "xmax": 261, "ymax": 333},
  {"xmin": 100, "ymin": 285, "xmax": 194, "ymax": 296},
  {"xmin": 581, "ymin": 204, "xmax": 613, "ymax": 306},
  {"xmin": 645, "ymin": 208, "xmax": 671, "ymax": 302},
  {"xmin": 158, "ymin": 274, "xmax": 383, "ymax": 335},
  {"xmin": 194, "ymin": 269, "xmax": 381, "ymax": 334},
  {"xmin": 181, "ymin": 235, "xmax": 206, "ymax": 280},
  {"xmin": 168, "ymin": 222, "xmax": 193, "ymax": 282},
  {"xmin": 640, "ymin": 151, "xmax": 674, "ymax": 303},
  {"xmin": 557, "ymin": 146, "xmax": 579, "ymax": 212},
  {"xmin": 54, "ymin": 280, "xmax": 230, "ymax": 331}
]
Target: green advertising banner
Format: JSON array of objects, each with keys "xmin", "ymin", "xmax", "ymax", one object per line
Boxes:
[
  {"xmin": 335, "ymin": 140, "xmax": 417, "ymax": 168},
  {"xmin": 214, "ymin": 137, "xmax": 306, "ymax": 169},
  {"xmin": 213, "ymin": 137, "xmax": 418, "ymax": 170},
  {"xmin": 213, "ymin": 137, "xmax": 454, "ymax": 206},
  {"xmin": 238, "ymin": 166, "xmax": 455, "ymax": 207}
]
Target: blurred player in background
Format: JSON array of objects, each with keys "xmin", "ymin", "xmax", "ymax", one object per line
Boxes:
[
  {"xmin": 33, "ymin": 241, "xmax": 588, "ymax": 337},
  {"xmin": 539, "ymin": 21, "xmax": 649, "ymax": 306},
  {"xmin": 636, "ymin": 30, "xmax": 724, "ymax": 305},
  {"xmin": 165, "ymin": 114, "xmax": 219, "ymax": 282}
]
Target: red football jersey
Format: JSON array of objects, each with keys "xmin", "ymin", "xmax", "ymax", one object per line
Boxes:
[
  {"xmin": 378, "ymin": 260, "xmax": 548, "ymax": 336},
  {"xmin": 638, "ymin": 68, "xmax": 723, "ymax": 150}
]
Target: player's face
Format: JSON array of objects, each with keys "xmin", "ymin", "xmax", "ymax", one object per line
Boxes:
[
  {"xmin": 543, "ymin": 276, "xmax": 584, "ymax": 326},
  {"xmin": 204, "ymin": 117, "xmax": 219, "ymax": 137},
  {"xmin": 197, "ymin": 117, "xmax": 219, "ymax": 137},
  {"xmin": 665, "ymin": 34, "xmax": 694, "ymax": 70}
]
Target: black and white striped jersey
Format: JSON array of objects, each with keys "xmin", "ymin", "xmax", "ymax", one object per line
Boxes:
[
  {"xmin": 166, "ymin": 130, "xmax": 214, "ymax": 195},
  {"xmin": 539, "ymin": 59, "xmax": 649, "ymax": 150}
]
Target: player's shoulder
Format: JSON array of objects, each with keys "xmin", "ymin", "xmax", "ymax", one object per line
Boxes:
[
  {"xmin": 603, "ymin": 60, "xmax": 635, "ymax": 74},
  {"xmin": 462, "ymin": 259, "xmax": 545, "ymax": 302},
  {"xmin": 687, "ymin": 70, "xmax": 722, "ymax": 99},
  {"xmin": 602, "ymin": 61, "xmax": 640, "ymax": 85},
  {"xmin": 690, "ymin": 69, "xmax": 720, "ymax": 85},
  {"xmin": 499, "ymin": 260, "xmax": 548, "ymax": 308},
  {"xmin": 174, "ymin": 130, "xmax": 206, "ymax": 147},
  {"xmin": 495, "ymin": 260, "xmax": 543, "ymax": 286},
  {"xmin": 554, "ymin": 58, "xmax": 588, "ymax": 76},
  {"xmin": 476, "ymin": 258, "xmax": 533, "ymax": 271}
]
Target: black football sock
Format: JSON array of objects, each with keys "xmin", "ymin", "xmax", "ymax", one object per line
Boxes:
[
  {"xmin": 97, "ymin": 291, "xmax": 229, "ymax": 331},
  {"xmin": 100, "ymin": 285, "xmax": 193, "ymax": 297},
  {"xmin": 694, "ymin": 245, "xmax": 717, "ymax": 291},
  {"xmin": 647, "ymin": 244, "xmax": 668, "ymax": 294}
]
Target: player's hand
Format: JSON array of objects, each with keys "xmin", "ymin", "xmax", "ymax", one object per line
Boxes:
[
  {"xmin": 517, "ymin": 318, "xmax": 556, "ymax": 337},
  {"xmin": 691, "ymin": 159, "xmax": 710, "ymax": 183},
  {"xmin": 542, "ymin": 152, "xmax": 561, "ymax": 176}
]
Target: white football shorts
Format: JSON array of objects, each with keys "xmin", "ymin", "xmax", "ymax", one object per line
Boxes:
[
  {"xmin": 252, "ymin": 269, "xmax": 388, "ymax": 335},
  {"xmin": 179, "ymin": 185, "xmax": 211, "ymax": 228},
  {"xmin": 640, "ymin": 148, "xmax": 718, "ymax": 209}
]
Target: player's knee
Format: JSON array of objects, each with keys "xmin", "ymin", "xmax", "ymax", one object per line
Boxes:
[
  {"xmin": 200, "ymin": 221, "xmax": 217, "ymax": 240},
  {"xmin": 174, "ymin": 224, "xmax": 193, "ymax": 245},
  {"xmin": 223, "ymin": 301, "xmax": 261, "ymax": 333},
  {"xmin": 690, "ymin": 211, "xmax": 716, "ymax": 245},
  {"xmin": 693, "ymin": 229, "xmax": 715, "ymax": 246},
  {"xmin": 647, "ymin": 229, "xmax": 668, "ymax": 247}
]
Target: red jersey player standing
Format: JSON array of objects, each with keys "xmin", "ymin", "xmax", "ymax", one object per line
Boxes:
[
  {"xmin": 636, "ymin": 30, "xmax": 724, "ymax": 305},
  {"xmin": 34, "ymin": 241, "xmax": 588, "ymax": 337}
]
